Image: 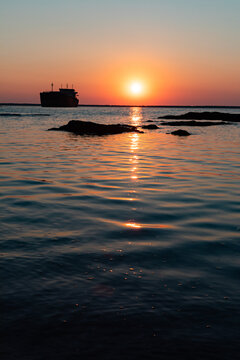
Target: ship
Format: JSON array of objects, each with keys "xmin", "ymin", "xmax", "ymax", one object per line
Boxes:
[{"xmin": 40, "ymin": 83, "xmax": 79, "ymax": 107}]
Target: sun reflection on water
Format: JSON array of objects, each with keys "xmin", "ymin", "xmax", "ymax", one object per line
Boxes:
[
  {"xmin": 127, "ymin": 107, "xmax": 142, "ymax": 226},
  {"xmin": 129, "ymin": 108, "xmax": 141, "ymax": 181},
  {"xmin": 125, "ymin": 222, "xmax": 142, "ymax": 229},
  {"xmin": 130, "ymin": 133, "xmax": 139, "ymax": 153},
  {"xmin": 130, "ymin": 107, "xmax": 142, "ymax": 127}
]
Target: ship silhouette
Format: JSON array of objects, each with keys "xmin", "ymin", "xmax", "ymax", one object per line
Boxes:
[{"xmin": 40, "ymin": 83, "xmax": 78, "ymax": 107}]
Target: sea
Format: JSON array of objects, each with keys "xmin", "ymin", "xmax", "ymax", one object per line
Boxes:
[{"xmin": 1, "ymin": 105, "xmax": 240, "ymax": 360}]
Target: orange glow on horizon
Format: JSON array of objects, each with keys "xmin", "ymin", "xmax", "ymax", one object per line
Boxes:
[
  {"xmin": 97, "ymin": 59, "xmax": 169, "ymax": 105},
  {"xmin": 1, "ymin": 51, "xmax": 239, "ymax": 105}
]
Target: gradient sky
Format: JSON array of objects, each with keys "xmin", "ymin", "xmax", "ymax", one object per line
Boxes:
[{"xmin": 1, "ymin": 0, "xmax": 240, "ymax": 105}]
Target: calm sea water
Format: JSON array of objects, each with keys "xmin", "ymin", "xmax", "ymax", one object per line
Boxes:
[{"xmin": 1, "ymin": 106, "xmax": 240, "ymax": 359}]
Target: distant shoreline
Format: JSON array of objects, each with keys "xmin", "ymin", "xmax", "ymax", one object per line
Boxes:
[{"xmin": 0, "ymin": 103, "xmax": 240, "ymax": 109}]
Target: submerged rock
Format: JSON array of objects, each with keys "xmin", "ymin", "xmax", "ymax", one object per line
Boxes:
[
  {"xmin": 160, "ymin": 120, "xmax": 229, "ymax": 126},
  {"xmin": 170, "ymin": 129, "xmax": 191, "ymax": 136},
  {"xmin": 142, "ymin": 124, "xmax": 159, "ymax": 129},
  {"xmin": 48, "ymin": 120, "xmax": 142, "ymax": 136},
  {"xmin": 158, "ymin": 111, "xmax": 240, "ymax": 122}
]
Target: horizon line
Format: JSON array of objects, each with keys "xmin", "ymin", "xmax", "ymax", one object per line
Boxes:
[{"xmin": 1, "ymin": 103, "xmax": 240, "ymax": 108}]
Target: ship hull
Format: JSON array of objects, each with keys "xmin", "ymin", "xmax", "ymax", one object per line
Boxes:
[{"xmin": 40, "ymin": 92, "xmax": 79, "ymax": 107}]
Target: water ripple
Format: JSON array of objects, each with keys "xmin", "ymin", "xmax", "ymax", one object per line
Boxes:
[{"xmin": 1, "ymin": 106, "xmax": 240, "ymax": 359}]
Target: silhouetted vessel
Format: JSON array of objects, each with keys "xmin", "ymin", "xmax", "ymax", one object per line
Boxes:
[{"xmin": 40, "ymin": 84, "xmax": 78, "ymax": 107}]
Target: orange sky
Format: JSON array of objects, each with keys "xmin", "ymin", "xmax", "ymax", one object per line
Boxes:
[{"xmin": 1, "ymin": 0, "xmax": 240, "ymax": 105}]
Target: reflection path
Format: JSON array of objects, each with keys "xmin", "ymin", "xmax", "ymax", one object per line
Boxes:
[{"xmin": 125, "ymin": 107, "xmax": 141, "ymax": 229}]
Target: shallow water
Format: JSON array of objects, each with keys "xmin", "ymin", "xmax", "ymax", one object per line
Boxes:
[{"xmin": 1, "ymin": 106, "xmax": 240, "ymax": 359}]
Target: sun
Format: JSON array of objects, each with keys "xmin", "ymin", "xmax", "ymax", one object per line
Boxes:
[{"xmin": 130, "ymin": 82, "xmax": 143, "ymax": 95}]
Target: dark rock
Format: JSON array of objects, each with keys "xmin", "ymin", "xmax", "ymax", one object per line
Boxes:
[
  {"xmin": 170, "ymin": 129, "xmax": 191, "ymax": 136},
  {"xmin": 160, "ymin": 120, "xmax": 229, "ymax": 126},
  {"xmin": 48, "ymin": 120, "xmax": 142, "ymax": 136},
  {"xmin": 158, "ymin": 111, "xmax": 240, "ymax": 122},
  {"xmin": 0, "ymin": 113, "xmax": 50, "ymax": 117},
  {"xmin": 0, "ymin": 113, "xmax": 22, "ymax": 117},
  {"xmin": 142, "ymin": 124, "xmax": 159, "ymax": 129}
]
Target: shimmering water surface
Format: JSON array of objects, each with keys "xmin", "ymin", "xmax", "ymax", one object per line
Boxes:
[{"xmin": 1, "ymin": 106, "xmax": 240, "ymax": 359}]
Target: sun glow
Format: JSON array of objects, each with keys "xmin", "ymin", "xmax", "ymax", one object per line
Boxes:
[{"xmin": 130, "ymin": 82, "xmax": 143, "ymax": 95}]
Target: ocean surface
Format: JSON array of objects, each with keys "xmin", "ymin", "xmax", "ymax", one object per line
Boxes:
[{"xmin": 1, "ymin": 105, "xmax": 240, "ymax": 359}]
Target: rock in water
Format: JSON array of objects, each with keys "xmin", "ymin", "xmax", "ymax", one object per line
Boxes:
[
  {"xmin": 158, "ymin": 111, "xmax": 240, "ymax": 122},
  {"xmin": 48, "ymin": 120, "xmax": 142, "ymax": 136},
  {"xmin": 142, "ymin": 124, "xmax": 159, "ymax": 129},
  {"xmin": 160, "ymin": 120, "xmax": 229, "ymax": 126},
  {"xmin": 170, "ymin": 129, "xmax": 191, "ymax": 136}
]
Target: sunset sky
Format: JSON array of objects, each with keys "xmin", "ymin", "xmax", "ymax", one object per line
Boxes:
[{"xmin": 1, "ymin": 0, "xmax": 240, "ymax": 105}]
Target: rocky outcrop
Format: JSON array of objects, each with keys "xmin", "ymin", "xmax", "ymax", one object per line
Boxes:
[
  {"xmin": 48, "ymin": 120, "xmax": 142, "ymax": 136},
  {"xmin": 160, "ymin": 120, "xmax": 229, "ymax": 126},
  {"xmin": 170, "ymin": 129, "xmax": 191, "ymax": 136},
  {"xmin": 158, "ymin": 111, "xmax": 240, "ymax": 122}
]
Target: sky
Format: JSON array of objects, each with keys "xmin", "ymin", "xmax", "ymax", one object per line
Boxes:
[{"xmin": 0, "ymin": 0, "xmax": 240, "ymax": 105}]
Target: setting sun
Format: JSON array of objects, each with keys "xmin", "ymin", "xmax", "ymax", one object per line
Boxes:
[{"xmin": 130, "ymin": 82, "xmax": 143, "ymax": 95}]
